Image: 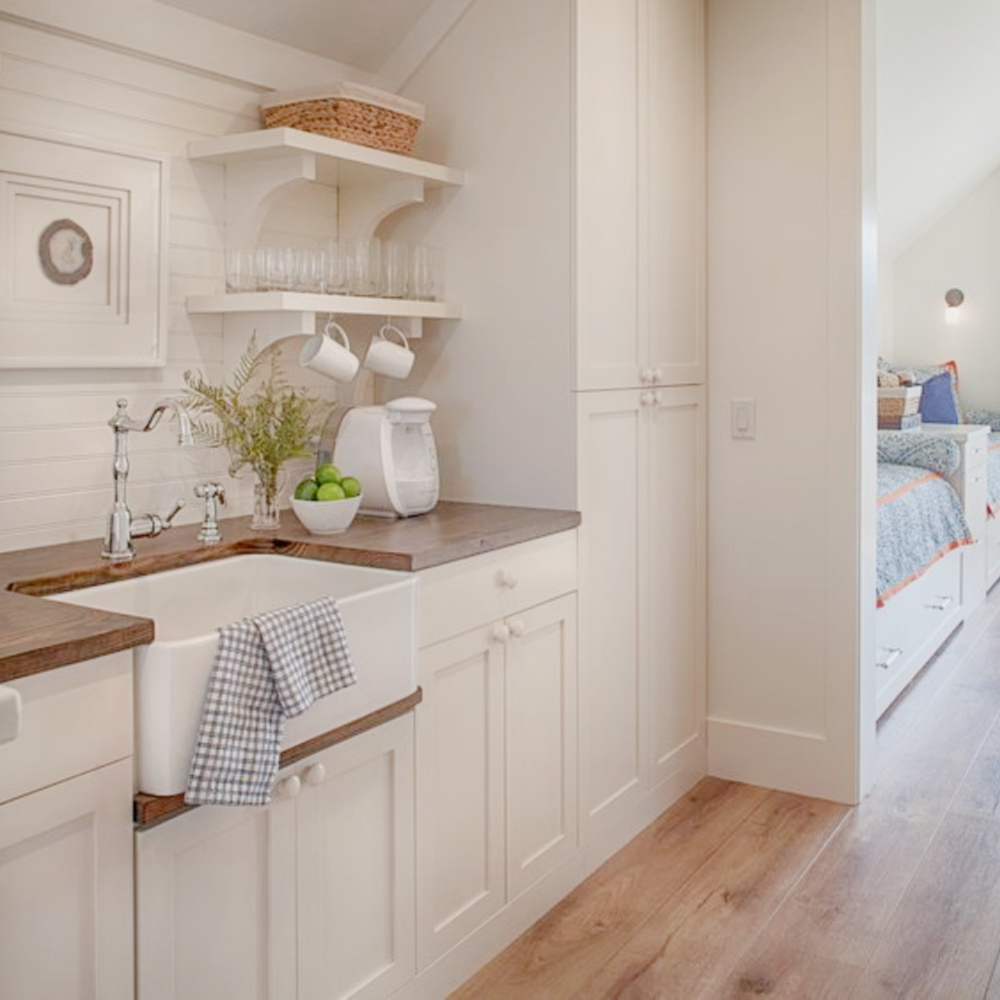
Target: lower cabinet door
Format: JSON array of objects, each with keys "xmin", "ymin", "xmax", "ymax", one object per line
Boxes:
[
  {"xmin": 0, "ymin": 758, "xmax": 134, "ymax": 1000},
  {"xmin": 505, "ymin": 593, "xmax": 578, "ymax": 900},
  {"xmin": 416, "ymin": 626, "xmax": 505, "ymax": 969},
  {"xmin": 295, "ymin": 715, "xmax": 415, "ymax": 1000},
  {"xmin": 136, "ymin": 794, "xmax": 296, "ymax": 1000}
]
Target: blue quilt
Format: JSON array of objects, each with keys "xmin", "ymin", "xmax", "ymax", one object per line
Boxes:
[
  {"xmin": 877, "ymin": 463, "xmax": 972, "ymax": 606},
  {"xmin": 989, "ymin": 433, "xmax": 1000, "ymax": 515}
]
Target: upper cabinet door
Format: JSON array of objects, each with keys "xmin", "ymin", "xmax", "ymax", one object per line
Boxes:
[
  {"xmin": 575, "ymin": 0, "xmax": 705, "ymax": 391},
  {"xmin": 643, "ymin": 0, "xmax": 705, "ymax": 388}
]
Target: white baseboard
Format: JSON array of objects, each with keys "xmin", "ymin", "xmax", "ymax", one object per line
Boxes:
[{"xmin": 707, "ymin": 716, "xmax": 856, "ymax": 803}]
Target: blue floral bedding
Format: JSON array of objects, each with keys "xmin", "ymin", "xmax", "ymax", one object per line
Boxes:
[
  {"xmin": 989, "ymin": 433, "xmax": 1000, "ymax": 515},
  {"xmin": 877, "ymin": 463, "xmax": 972, "ymax": 606}
]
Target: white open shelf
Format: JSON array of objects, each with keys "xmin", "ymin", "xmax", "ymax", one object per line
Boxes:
[
  {"xmin": 186, "ymin": 128, "xmax": 464, "ymax": 190},
  {"xmin": 187, "ymin": 292, "xmax": 461, "ymax": 320}
]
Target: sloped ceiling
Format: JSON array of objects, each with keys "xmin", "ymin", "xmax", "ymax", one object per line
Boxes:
[
  {"xmin": 156, "ymin": 0, "xmax": 438, "ymax": 73},
  {"xmin": 878, "ymin": 0, "xmax": 1000, "ymax": 258}
]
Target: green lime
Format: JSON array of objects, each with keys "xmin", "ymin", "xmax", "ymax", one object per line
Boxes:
[
  {"xmin": 316, "ymin": 481, "xmax": 346, "ymax": 502},
  {"xmin": 315, "ymin": 462, "xmax": 342, "ymax": 485},
  {"xmin": 340, "ymin": 476, "xmax": 362, "ymax": 498},
  {"xmin": 294, "ymin": 477, "xmax": 319, "ymax": 501}
]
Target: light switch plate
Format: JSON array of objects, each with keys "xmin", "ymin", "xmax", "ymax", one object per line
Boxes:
[{"xmin": 731, "ymin": 398, "xmax": 756, "ymax": 440}]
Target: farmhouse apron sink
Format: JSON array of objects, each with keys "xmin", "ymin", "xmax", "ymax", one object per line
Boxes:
[{"xmin": 49, "ymin": 554, "xmax": 417, "ymax": 796}]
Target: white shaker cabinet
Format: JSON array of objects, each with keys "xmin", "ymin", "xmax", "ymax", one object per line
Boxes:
[
  {"xmin": 0, "ymin": 653, "xmax": 134, "ymax": 1000},
  {"xmin": 577, "ymin": 386, "xmax": 706, "ymax": 851},
  {"xmin": 136, "ymin": 714, "xmax": 415, "ymax": 1000},
  {"xmin": 575, "ymin": 0, "xmax": 705, "ymax": 391},
  {"xmin": 415, "ymin": 533, "xmax": 578, "ymax": 970}
]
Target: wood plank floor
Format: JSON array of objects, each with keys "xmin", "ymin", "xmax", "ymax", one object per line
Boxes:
[{"xmin": 453, "ymin": 586, "xmax": 1000, "ymax": 999}]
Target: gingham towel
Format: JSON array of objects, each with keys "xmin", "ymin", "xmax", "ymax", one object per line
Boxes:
[{"xmin": 185, "ymin": 597, "xmax": 357, "ymax": 806}]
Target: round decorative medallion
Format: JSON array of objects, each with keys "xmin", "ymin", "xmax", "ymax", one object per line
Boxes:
[{"xmin": 38, "ymin": 218, "xmax": 94, "ymax": 286}]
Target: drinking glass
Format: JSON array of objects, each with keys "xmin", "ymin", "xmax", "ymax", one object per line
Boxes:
[
  {"xmin": 410, "ymin": 244, "xmax": 445, "ymax": 301},
  {"xmin": 224, "ymin": 249, "xmax": 255, "ymax": 293},
  {"xmin": 322, "ymin": 241, "xmax": 353, "ymax": 294},
  {"xmin": 347, "ymin": 236, "xmax": 381, "ymax": 297},
  {"xmin": 381, "ymin": 240, "xmax": 410, "ymax": 298}
]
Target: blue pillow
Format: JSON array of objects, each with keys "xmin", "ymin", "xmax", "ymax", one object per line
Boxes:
[{"xmin": 918, "ymin": 371, "xmax": 960, "ymax": 424}]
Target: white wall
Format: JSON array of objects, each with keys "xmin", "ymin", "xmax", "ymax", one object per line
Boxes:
[
  {"xmin": 385, "ymin": 0, "xmax": 576, "ymax": 509},
  {"xmin": 888, "ymin": 168, "xmax": 1000, "ymax": 413},
  {"xmin": 0, "ymin": 3, "xmax": 362, "ymax": 553},
  {"xmin": 706, "ymin": 0, "xmax": 875, "ymax": 802}
]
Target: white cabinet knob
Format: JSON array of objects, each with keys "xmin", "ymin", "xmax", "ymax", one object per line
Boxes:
[
  {"xmin": 492, "ymin": 623, "xmax": 511, "ymax": 644},
  {"xmin": 496, "ymin": 569, "xmax": 518, "ymax": 589},
  {"xmin": 0, "ymin": 686, "xmax": 21, "ymax": 746},
  {"xmin": 304, "ymin": 763, "xmax": 326, "ymax": 787},
  {"xmin": 640, "ymin": 368, "xmax": 655, "ymax": 384},
  {"xmin": 508, "ymin": 619, "xmax": 526, "ymax": 638},
  {"xmin": 653, "ymin": 368, "xmax": 664, "ymax": 383},
  {"xmin": 640, "ymin": 391, "xmax": 656, "ymax": 407},
  {"xmin": 278, "ymin": 774, "xmax": 302, "ymax": 799}
]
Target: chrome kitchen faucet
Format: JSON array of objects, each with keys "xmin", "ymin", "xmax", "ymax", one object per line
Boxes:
[{"xmin": 102, "ymin": 398, "xmax": 194, "ymax": 562}]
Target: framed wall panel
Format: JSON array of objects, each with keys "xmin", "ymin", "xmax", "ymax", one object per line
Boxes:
[{"xmin": 0, "ymin": 123, "xmax": 168, "ymax": 368}]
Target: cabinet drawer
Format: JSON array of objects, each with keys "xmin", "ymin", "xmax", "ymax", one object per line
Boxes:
[
  {"xmin": 418, "ymin": 531, "xmax": 578, "ymax": 647},
  {"xmin": 876, "ymin": 550, "xmax": 962, "ymax": 709},
  {"xmin": 0, "ymin": 652, "xmax": 132, "ymax": 806}
]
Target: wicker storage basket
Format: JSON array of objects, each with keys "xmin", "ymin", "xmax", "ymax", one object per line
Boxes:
[
  {"xmin": 878, "ymin": 386, "xmax": 922, "ymax": 429},
  {"xmin": 261, "ymin": 82, "xmax": 425, "ymax": 155}
]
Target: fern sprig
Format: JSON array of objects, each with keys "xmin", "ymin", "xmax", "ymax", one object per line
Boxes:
[{"xmin": 183, "ymin": 334, "xmax": 326, "ymax": 502}]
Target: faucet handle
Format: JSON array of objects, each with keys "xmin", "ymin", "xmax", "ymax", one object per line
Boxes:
[
  {"xmin": 163, "ymin": 499, "xmax": 185, "ymax": 526},
  {"xmin": 194, "ymin": 482, "xmax": 226, "ymax": 503}
]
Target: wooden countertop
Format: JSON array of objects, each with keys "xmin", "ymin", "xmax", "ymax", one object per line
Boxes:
[{"xmin": 0, "ymin": 501, "xmax": 580, "ymax": 682}]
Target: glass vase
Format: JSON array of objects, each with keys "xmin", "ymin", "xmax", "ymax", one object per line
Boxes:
[{"xmin": 250, "ymin": 469, "xmax": 284, "ymax": 530}]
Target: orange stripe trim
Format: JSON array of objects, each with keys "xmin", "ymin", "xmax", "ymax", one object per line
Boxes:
[
  {"xmin": 876, "ymin": 537, "xmax": 971, "ymax": 608},
  {"xmin": 877, "ymin": 471, "xmax": 938, "ymax": 507}
]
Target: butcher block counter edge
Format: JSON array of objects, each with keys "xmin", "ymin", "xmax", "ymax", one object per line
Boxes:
[{"xmin": 0, "ymin": 501, "xmax": 581, "ymax": 681}]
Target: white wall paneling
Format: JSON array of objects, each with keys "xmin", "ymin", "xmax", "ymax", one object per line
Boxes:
[
  {"xmin": 706, "ymin": 0, "xmax": 874, "ymax": 802},
  {"xmin": 0, "ymin": 8, "xmax": 361, "ymax": 550}
]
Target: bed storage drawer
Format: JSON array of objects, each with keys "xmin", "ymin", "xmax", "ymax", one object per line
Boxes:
[{"xmin": 876, "ymin": 549, "xmax": 963, "ymax": 715}]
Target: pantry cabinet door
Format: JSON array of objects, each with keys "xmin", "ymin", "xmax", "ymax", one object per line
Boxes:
[
  {"xmin": 505, "ymin": 593, "xmax": 578, "ymax": 900},
  {"xmin": 645, "ymin": 385, "xmax": 706, "ymax": 786},
  {"xmin": 296, "ymin": 716, "xmax": 415, "ymax": 1000},
  {"xmin": 643, "ymin": 0, "xmax": 705, "ymax": 387},
  {"xmin": 416, "ymin": 626, "xmax": 505, "ymax": 970},
  {"xmin": 0, "ymin": 759, "xmax": 133, "ymax": 1000},
  {"xmin": 575, "ymin": 0, "xmax": 640, "ymax": 391},
  {"xmin": 135, "ymin": 795, "xmax": 296, "ymax": 1000},
  {"xmin": 577, "ymin": 390, "xmax": 646, "ymax": 836}
]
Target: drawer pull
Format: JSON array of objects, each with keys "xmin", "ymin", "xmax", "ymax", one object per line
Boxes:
[
  {"xmin": 926, "ymin": 595, "xmax": 954, "ymax": 611},
  {"xmin": 278, "ymin": 774, "xmax": 302, "ymax": 799},
  {"xmin": 876, "ymin": 647, "xmax": 902, "ymax": 670},
  {"xmin": 492, "ymin": 623, "xmax": 510, "ymax": 644},
  {"xmin": 304, "ymin": 763, "xmax": 326, "ymax": 787},
  {"xmin": 496, "ymin": 569, "xmax": 519, "ymax": 590},
  {"xmin": 508, "ymin": 619, "xmax": 526, "ymax": 638},
  {"xmin": 0, "ymin": 686, "xmax": 21, "ymax": 746}
]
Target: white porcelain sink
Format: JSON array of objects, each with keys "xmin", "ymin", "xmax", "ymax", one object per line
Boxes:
[{"xmin": 49, "ymin": 555, "xmax": 417, "ymax": 796}]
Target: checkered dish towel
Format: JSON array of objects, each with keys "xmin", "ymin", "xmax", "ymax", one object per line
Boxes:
[{"xmin": 185, "ymin": 597, "xmax": 357, "ymax": 806}]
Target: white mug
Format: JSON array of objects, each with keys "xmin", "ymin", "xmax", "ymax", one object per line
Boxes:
[
  {"xmin": 299, "ymin": 321, "xmax": 359, "ymax": 382},
  {"xmin": 363, "ymin": 323, "xmax": 415, "ymax": 380}
]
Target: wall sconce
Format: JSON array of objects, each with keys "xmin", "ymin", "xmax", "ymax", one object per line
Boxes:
[{"xmin": 945, "ymin": 288, "xmax": 964, "ymax": 326}]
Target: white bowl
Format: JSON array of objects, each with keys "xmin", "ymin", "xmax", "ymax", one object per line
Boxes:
[{"xmin": 291, "ymin": 494, "xmax": 362, "ymax": 534}]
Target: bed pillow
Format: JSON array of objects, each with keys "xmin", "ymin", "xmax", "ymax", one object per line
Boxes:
[
  {"xmin": 877, "ymin": 432, "xmax": 961, "ymax": 476},
  {"xmin": 918, "ymin": 371, "xmax": 961, "ymax": 424},
  {"xmin": 964, "ymin": 409, "xmax": 1000, "ymax": 431},
  {"xmin": 880, "ymin": 358, "xmax": 962, "ymax": 422}
]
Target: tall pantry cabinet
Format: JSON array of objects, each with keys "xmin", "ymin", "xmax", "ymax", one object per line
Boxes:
[{"xmin": 574, "ymin": 0, "xmax": 707, "ymax": 854}]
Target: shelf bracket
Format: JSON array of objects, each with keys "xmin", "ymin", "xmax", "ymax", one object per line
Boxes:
[
  {"xmin": 225, "ymin": 154, "xmax": 318, "ymax": 249},
  {"xmin": 339, "ymin": 178, "xmax": 426, "ymax": 240}
]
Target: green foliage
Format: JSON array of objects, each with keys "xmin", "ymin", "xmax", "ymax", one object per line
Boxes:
[{"xmin": 183, "ymin": 335, "xmax": 325, "ymax": 502}]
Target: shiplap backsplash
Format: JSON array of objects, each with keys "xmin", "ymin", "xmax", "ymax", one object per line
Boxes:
[{"xmin": 0, "ymin": 16, "xmax": 344, "ymax": 553}]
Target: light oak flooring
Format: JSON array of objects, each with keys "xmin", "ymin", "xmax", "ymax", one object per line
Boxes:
[{"xmin": 453, "ymin": 586, "xmax": 1000, "ymax": 999}]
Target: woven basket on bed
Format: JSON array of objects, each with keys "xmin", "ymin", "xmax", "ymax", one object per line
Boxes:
[
  {"xmin": 878, "ymin": 386, "xmax": 922, "ymax": 429},
  {"xmin": 261, "ymin": 83, "xmax": 425, "ymax": 156}
]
